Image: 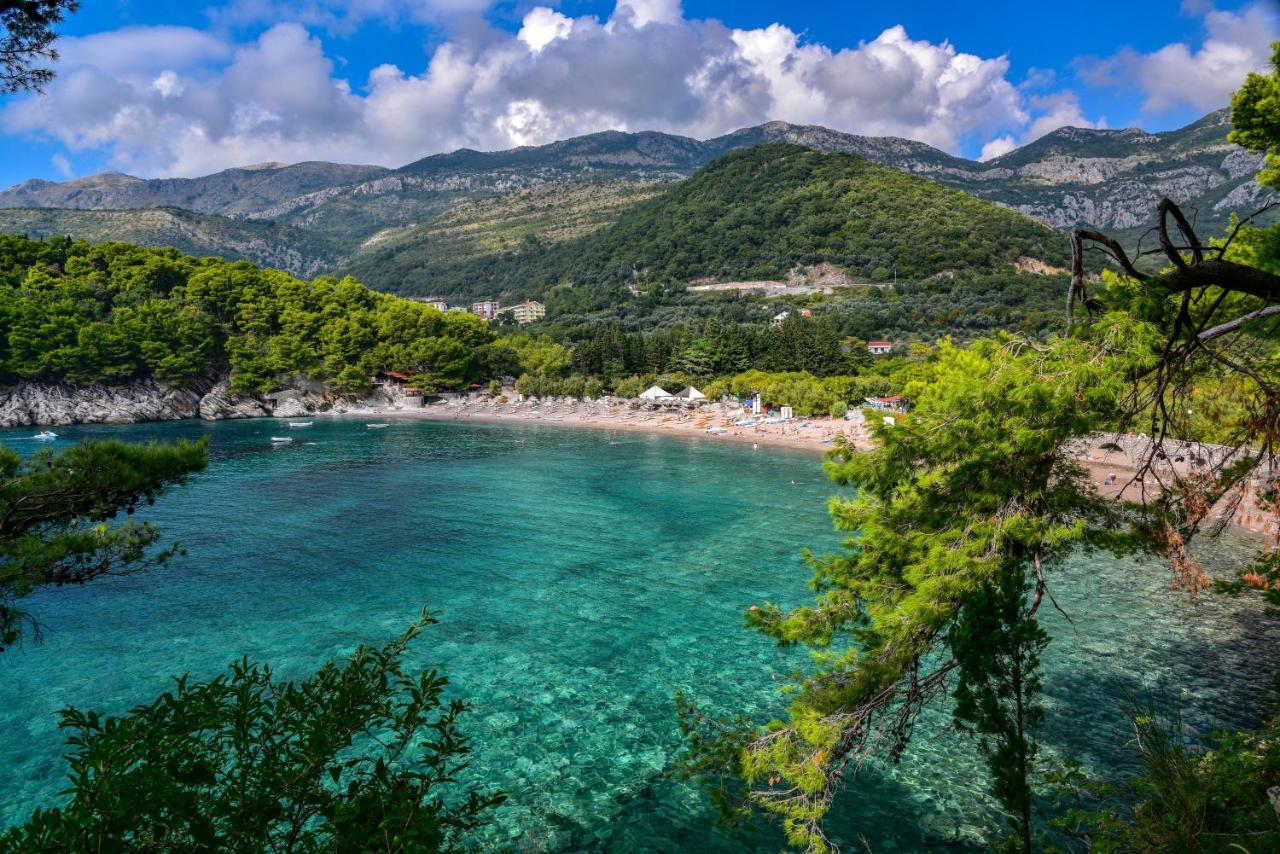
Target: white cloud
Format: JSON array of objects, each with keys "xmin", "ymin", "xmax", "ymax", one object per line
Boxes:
[
  {"xmin": 1024, "ymin": 92, "xmax": 1106, "ymax": 141},
  {"xmin": 4, "ymin": 1, "xmax": 1112, "ymax": 178},
  {"xmin": 979, "ymin": 136, "xmax": 1017, "ymax": 161},
  {"xmin": 728, "ymin": 24, "xmax": 1029, "ymax": 153},
  {"xmin": 975, "ymin": 93, "xmax": 1106, "ymax": 161},
  {"xmin": 612, "ymin": 0, "xmax": 683, "ymax": 28},
  {"xmin": 57, "ymin": 25, "xmax": 231, "ymax": 74},
  {"xmin": 50, "ymin": 153, "xmax": 73, "ymax": 177},
  {"xmin": 1077, "ymin": 1, "xmax": 1279, "ymax": 113},
  {"xmin": 517, "ymin": 8, "xmax": 572, "ymax": 55},
  {"xmin": 152, "ymin": 71, "xmax": 184, "ymax": 98}
]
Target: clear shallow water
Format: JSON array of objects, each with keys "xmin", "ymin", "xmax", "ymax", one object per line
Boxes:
[{"xmin": 0, "ymin": 418, "xmax": 1274, "ymax": 851}]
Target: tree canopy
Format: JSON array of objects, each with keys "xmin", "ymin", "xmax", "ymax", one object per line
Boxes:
[
  {"xmin": 0, "ymin": 236, "xmax": 499, "ymax": 394},
  {"xmin": 681, "ymin": 42, "xmax": 1280, "ymax": 853},
  {"xmin": 0, "ymin": 0, "xmax": 78, "ymax": 94},
  {"xmin": 0, "ymin": 437, "xmax": 207, "ymax": 650}
]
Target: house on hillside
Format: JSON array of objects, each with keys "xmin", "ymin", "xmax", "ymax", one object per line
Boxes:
[
  {"xmin": 500, "ymin": 300, "xmax": 546, "ymax": 324},
  {"xmin": 867, "ymin": 340, "xmax": 893, "ymax": 355},
  {"xmin": 771, "ymin": 311, "xmax": 790, "ymax": 327},
  {"xmin": 471, "ymin": 300, "xmax": 500, "ymax": 321},
  {"xmin": 408, "ymin": 297, "xmax": 450, "ymax": 311}
]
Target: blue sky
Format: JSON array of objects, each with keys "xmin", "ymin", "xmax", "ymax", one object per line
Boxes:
[{"xmin": 0, "ymin": 0, "xmax": 1275, "ymax": 187}]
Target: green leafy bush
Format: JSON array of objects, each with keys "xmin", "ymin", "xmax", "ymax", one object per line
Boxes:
[{"xmin": 2, "ymin": 610, "xmax": 504, "ymax": 851}]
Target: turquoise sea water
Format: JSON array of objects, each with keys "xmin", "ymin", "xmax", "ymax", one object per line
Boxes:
[{"xmin": 0, "ymin": 418, "xmax": 1275, "ymax": 850}]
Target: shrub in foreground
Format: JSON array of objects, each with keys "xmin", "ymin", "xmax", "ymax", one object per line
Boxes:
[{"xmin": 3, "ymin": 610, "xmax": 503, "ymax": 852}]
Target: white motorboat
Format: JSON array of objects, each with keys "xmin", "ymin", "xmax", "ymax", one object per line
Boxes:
[
  {"xmin": 270, "ymin": 436, "xmax": 293, "ymax": 443},
  {"xmin": 366, "ymin": 423, "xmax": 390, "ymax": 429},
  {"xmin": 288, "ymin": 421, "xmax": 313, "ymax": 428},
  {"xmin": 33, "ymin": 430, "xmax": 58, "ymax": 440}
]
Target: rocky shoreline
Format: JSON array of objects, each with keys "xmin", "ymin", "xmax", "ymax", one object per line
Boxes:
[{"xmin": 0, "ymin": 377, "xmax": 364, "ymax": 427}]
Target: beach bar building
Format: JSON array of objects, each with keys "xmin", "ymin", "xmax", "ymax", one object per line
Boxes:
[
  {"xmin": 865, "ymin": 395, "xmax": 907, "ymax": 413},
  {"xmin": 374, "ymin": 369, "xmax": 423, "ymax": 400}
]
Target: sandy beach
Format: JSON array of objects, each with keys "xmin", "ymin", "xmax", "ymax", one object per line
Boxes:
[
  {"xmin": 343, "ymin": 394, "xmax": 870, "ymax": 453},
  {"xmin": 332, "ymin": 393, "xmax": 1275, "ymax": 535}
]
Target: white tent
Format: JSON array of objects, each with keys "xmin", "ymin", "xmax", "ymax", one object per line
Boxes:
[
  {"xmin": 675, "ymin": 386, "xmax": 706, "ymax": 401},
  {"xmin": 639, "ymin": 385, "xmax": 673, "ymax": 401}
]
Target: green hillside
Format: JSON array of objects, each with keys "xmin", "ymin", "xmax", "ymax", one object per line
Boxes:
[
  {"xmin": 0, "ymin": 207, "xmax": 343, "ymax": 279},
  {"xmin": 0, "ymin": 235, "xmax": 497, "ymax": 394},
  {"xmin": 343, "ymin": 179, "xmax": 665, "ymax": 293},
  {"xmin": 350, "ymin": 144, "xmax": 1071, "ymax": 299},
  {"xmin": 568, "ymin": 144, "xmax": 1070, "ymax": 282}
]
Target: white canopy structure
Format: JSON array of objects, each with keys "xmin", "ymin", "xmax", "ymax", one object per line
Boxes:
[
  {"xmin": 674, "ymin": 386, "xmax": 706, "ymax": 401},
  {"xmin": 639, "ymin": 385, "xmax": 673, "ymax": 401}
]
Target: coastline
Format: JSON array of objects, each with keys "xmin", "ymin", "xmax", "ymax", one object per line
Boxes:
[
  {"xmin": 327, "ymin": 397, "xmax": 1277, "ymax": 537},
  {"xmin": 5, "ymin": 378, "xmax": 1272, "ymax": 537},
  {"xmin": 334, "ymin": 397, "xmax": 864, "ymax": 454}
]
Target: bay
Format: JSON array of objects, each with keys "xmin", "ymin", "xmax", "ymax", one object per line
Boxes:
[{"xmin": 0, "ymin": 418, "xmax": 1274, "ymax": 850}]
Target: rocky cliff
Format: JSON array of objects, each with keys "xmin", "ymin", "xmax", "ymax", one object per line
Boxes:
[{"xmin": 0, "ymin": 377, "xmax": 400, "ymax": 428}]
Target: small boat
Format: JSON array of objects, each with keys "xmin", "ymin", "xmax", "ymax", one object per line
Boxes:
[
  {"xmin": 33, "ymin": 430, "xmax": 58, "ymax": 440},
  {"xmin": 270, "ymin": 436, "xmax": 293, "ymax": 444},
  {"xmin": 366, "ymin": 423, "xmax": 390, "ymax": 429},
  {"xmin": 288, "ymin": 421, "xmax": 313, "ymax": 428}
]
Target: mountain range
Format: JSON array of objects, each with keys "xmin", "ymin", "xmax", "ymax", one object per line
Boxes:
[{"xmin": 0, "ymin": 108, "xmax": 1272, "ymax": 296}]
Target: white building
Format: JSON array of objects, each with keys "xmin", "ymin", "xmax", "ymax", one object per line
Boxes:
[
  {"xmin": 867, "ymin": 340, "xmax": 893, "ymax": 355},
  {"xmin": 502, "ymin": 300, "xmax": 546, "ymax": 324},
  {"xmin": 408, "ymin": 296, "xmax": 450, "ymax": 312},
  {"xmin": 771, "ymin": 311, "xmax": 791, "ymax": 327},
  {"xmin": 471, "ymin": 300, "xmax": 500, "ymax": 321}
]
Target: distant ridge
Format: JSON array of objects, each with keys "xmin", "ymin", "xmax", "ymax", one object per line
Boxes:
[{"xmin": 0, "ymin": 108, "xmax": 1273, "ymax": 285}]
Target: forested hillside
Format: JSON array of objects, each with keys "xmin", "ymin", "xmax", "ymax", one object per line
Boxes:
[
  {"xmin": 0, "ymin": 207, "xmax": 344, "ymax": 278},
  {"xmin": 351, "ymin": 145, "xmax": 1071, "ymax": 300},
  {"xmin": 0, "ymin": 236, "xmax": 498, "ymax": 394}
]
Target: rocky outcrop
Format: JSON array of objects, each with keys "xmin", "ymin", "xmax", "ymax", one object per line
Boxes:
[
  {"xmin": 194, "ymin": 380, "xmax": 273, "ymax": 421},
  {"xmin": 0, "ymin": 380, "xmax": 203, "ymax": 427},
  {"xmin": 0, "ymin": 377, "xmax": 379, "ymax": 427}
]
